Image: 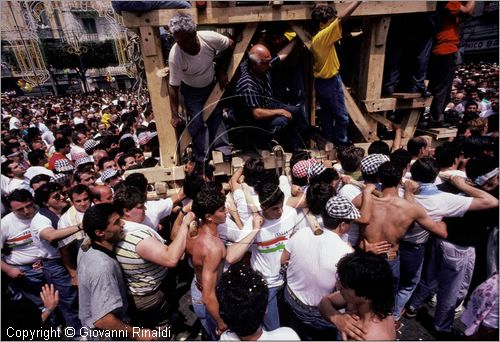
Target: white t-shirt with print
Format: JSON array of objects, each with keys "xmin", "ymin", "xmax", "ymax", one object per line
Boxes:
[
  {"xmin": 1, "ymin": 212, "xmax": 42, "ymax": 265},
  {"xmin": 238, "ymin": 206, "xmax": 298, "ymax": 288}
]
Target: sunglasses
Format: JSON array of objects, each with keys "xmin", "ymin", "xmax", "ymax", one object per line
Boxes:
[{"xmin": 50, "ymin": 192, "xmax": 65, "ymax": 201}]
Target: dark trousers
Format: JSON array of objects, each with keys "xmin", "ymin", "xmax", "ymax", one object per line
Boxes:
[
  {"xmin": 428, "ymin": 53, "xmax": 456, "ymax": 122},
  {"xmin": 315, "ymin": 74, "xmax": 349, "ymax": 144},
  {"xmin": 181, "ymin": 82, "xmax": 231, "ymax": 162}
]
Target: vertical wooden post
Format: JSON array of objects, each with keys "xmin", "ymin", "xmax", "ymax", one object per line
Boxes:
[
  {"xmin": 356, "ymin": 16, "xmax": 391, "ymax": 141},
  {"xmin": 138, "ymin": 26, "xmax": 177, "ymax": 166}
]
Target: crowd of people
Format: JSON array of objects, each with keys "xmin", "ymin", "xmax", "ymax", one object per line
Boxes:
[{"xmin": 1, "ymin": 1, "xmax": 499, "ymax": 341}]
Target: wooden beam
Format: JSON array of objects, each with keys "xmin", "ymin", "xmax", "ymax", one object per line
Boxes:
[
  {"xmin": 138, "ymin": 26, "xmax": 177, "ymax": 166},
  {"xmin": 121, "ymin": 2, "xmax": 436, "ymax": 28},
  {"xmin": 369, "ymin": 113, "xmax": 393, "ymax": 130},
  {"xmin": 123, "ymin": 166, "xmax": 185, "ymax": 183},
  {"xmin": 343, "ymin": 86, "xmax": 376, "ymax": 142},
  {"xmin": 356, "ymin": 15, "xmax": 391, "ymax": 141},
  {"xmin": 202, "ymin": 23, "xmax": 258, "ymax": 122},
  {"xmin": 289, "ymin": 22, "xmax": 312, "ymax": 49},
  {"xmin": 363, "ymin": 98, "xmax": 396, "ymax": 112},
  {"xmin": 396, "ymin": 97, "xmax": 433, "ymax": 110},
  {"xmin": 355, "ymin": 137, "xmax": 410, "ymax": 154},
  {"xmin": 400, "ymin": 108, "xmax": 422, "ymax": 138},
  {"xmin": 391, "ymin": 92, "xmax": 424, "ymax": 99}
]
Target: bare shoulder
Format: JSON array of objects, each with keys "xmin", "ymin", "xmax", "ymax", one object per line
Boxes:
[{"xmin": 364, "ymin": 315, "xmax": 396, "ymax": 341}]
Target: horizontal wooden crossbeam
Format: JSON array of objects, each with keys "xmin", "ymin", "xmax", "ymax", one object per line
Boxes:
[{"xmin": 121, "ymin": 2, "xmax": 436, "ymax": 28}]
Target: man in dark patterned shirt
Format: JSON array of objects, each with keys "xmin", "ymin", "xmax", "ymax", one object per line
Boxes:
[{"xmin": 235, "ymin": 43, "xmax": 309, "ymax": 151}]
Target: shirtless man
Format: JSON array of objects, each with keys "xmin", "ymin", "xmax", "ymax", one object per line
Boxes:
[
  {"xmin": 319, "ymin": 250, "xmax": 396, "ymax": 341},
  {"xmin": 185, "ymin": 185, "xmax": 263, "ymax": 339},
  {"xmin": 359, "ymin": 161, "xmax": 447, "ymax": 288}
]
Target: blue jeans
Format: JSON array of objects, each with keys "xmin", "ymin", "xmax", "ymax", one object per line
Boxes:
[
  {"xmin": 394, "ymin": 241, "xmax": 425, "ymax": 320},
  {"xmin": 191, "ymin": 278, "xmax": 217, "ymax": 340},
  {"xmin": 408, "ymin": 239, "xmax": 476, "ymax": 332},
  {"xmin": 284, "ymin": 287, "xmax": 338, "ymax": 340},
  {"xmin": 386, "ymin": 253, "xmax": 400, "ymax": 297},
  {"xmin": 42, "ymin": 258, "xmax": 82, "ymax": 333},
  {"xmin": 315, "ymin": 74, "xmax": 349, "ymax": 144},
  {"xmin": 263, "ymin": 285, "xmax": 282, "ymax": 331},
  {"xmin": 181, "ymin": 82, "xmax": 231, "ymax": 162},
  {"xmin": 13, "ymin": 264, "xmax": 46, "ymax": 310}
]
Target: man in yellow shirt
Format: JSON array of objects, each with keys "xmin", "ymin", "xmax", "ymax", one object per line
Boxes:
[{"xmin": 310, "ymin": 1, "xmax": 362, "ymax": 145}]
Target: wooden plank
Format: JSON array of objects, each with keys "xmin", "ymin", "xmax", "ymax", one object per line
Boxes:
[
  {"xmin": 400, "ymin": 108, "xmax": 421, "ymax": 138},
  {"xmin": 289, "ymin": 22, "xmax": 312, "ymax": 49},
  {"xmin": 363, "ymin": 98, "xmax": 396, "ymax": 112},
  {"xmin": 369, "ymin": 113, "xmax": 393, "ymax": 130},
  {"xmin": 356, "ymin": 16, "xmax": 391, "ymax": 141},
  {"xmin": 395, "ymin": 97, "xmax": 433, "ymax": 110},
  {"xmin": 391, "ymin": 92, "xmax": 423, "ymax": 99},
  {"xmin": 416, "ymin": 128, "xmax": 457, "ymax": 140},
  {"xmin": 123, "ymin": 166, "xmax": 185, "ymax": 183},
  {"xmin": 121, "ymin": 2, "xmax": 436, "ymax": 28},
  {"xmin": 202, "ymin": 23, "xmax": 258, "ymax": 122},
  {"xmin": 138, "ymin": 26, "xmax": 177, "ymax": 166},
  {"xmin": 343, "ymin": 86, "xmax": 376, "ymax": 142},
  {"xmin": 355, "ymin": 137, "xmax": 410, "ymax": 154}
]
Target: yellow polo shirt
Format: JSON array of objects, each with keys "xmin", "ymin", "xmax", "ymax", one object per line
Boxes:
[{"xmin": 311, "ymin": 18, "xmax": 342, "ymax": 79}]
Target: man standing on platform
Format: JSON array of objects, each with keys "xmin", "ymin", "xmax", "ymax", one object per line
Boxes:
[
  {"xmin": 428, "ymin": 1, "xmax": 475, "ymax": 127},
  {"xmin": 168, "ymin": 13, "xmax": 233, "ymax": 162},
  {"xmin": 310, "ymin": 1, "xmax": 362, "ymax": 145}
]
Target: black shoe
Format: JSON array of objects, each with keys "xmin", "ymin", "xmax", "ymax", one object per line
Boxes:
[{"xmin": 404, "ymin": 306, "xmax": 418, "ymax": 319}]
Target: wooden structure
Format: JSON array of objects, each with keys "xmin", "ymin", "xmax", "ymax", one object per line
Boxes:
[{"xmin": 120, "ymin": 1, "xmax": 438, "ymax": 187}]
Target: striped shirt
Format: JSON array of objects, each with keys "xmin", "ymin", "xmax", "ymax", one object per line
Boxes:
[
  {"xmin": 235, "ymin": 57, "xmax": 280, "ymax": 110},
  {"xmin": 115, "ymin": 223, "xmax": 167, "ymax": 296}
]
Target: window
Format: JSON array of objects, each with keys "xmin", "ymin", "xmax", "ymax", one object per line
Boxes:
[{"xmin": 81, "ymin": 18, "xmax": 97, "ymax": 34}]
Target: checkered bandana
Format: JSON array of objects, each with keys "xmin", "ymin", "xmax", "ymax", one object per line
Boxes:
[
  {"xmin": 84, "ymin": 139, "xmax": 99, "ymax": 154},
  {"xmin": 307, "ymin": 162, "xmax": 326, "ymax": 179},
  {"xmin": 325, "ymin": 195, "xmax": 360, "ymax": 220},
  {"xmin": 360, "ymin": 154, "xmax": 390, "ymax": 175},
  {"xmin": 292, "ymin": 159, "xmax": 318, "ymax": 179},
  {"xmin": 101, "ymin": 168, "xmax": 119, "ymax": 183},
  {"xmin": 50, "ymin": 173, "xmax": 68, "ymax": 184},
  {"xmin": 75, "ymin": 156, "xmax": 94, "ymax": 169},
  {"xmin": 54, "ymin": 159, "xmax": 74, "ymax": 173}
]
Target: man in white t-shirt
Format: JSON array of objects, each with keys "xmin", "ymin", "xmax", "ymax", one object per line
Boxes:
[
  {"xmin": 227, "ymin": 183, "xmax": 298, "ymax": 331},
  {"xmin": 9, "ymin": 110, "xmax": 21, "ymax": 130},
  {"xmin": 57, "ymin": 184, "xmax": 92, "ymax": 286},
  {"xmin": 281, "ymin": 192, "xmax": 374, "ymax": 340},
  {"xmin": 402, "ymin": 157, "xmax": 498, "ymax": 334},
  {"xmin": 168, "ymin": 12, "xmax": 233, "ymax": 162},
  {"xmin": 1, "ymin": 190, "xmax": 45, "ymax": 310},
  {"xmin": 30, "ymin": 182, "xmax": 83, "ymax": 332},
  {"xmin": 217, "ymin": 263, "xmax": 300, "ymax": 341}
]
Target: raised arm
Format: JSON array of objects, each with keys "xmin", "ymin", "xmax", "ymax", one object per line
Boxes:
[
  {"xmin": 338, "ymin": 1, "xmax": 363, "ymax": 25},
  {"xmin": 450, "ymin": 175, "xmax": 498, "ymax": 211},
  {"xmin": 277, "ymin": 38, "xmax": 298, "ymax": 61},
  {"xmin": 225, "ymin": 213, "xmax": 263, "ymax": 264},
  {"xmin": 137, "ymin": 216, "xmax": 191, "ymax": 268}
]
